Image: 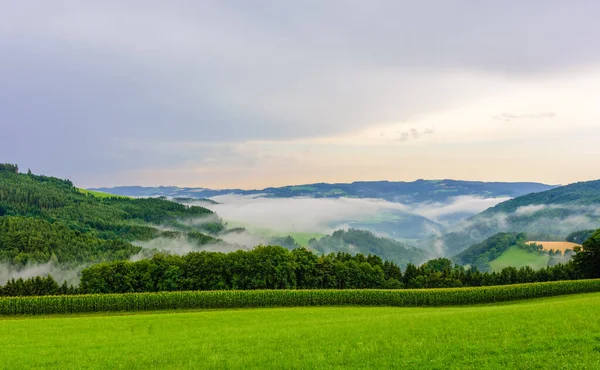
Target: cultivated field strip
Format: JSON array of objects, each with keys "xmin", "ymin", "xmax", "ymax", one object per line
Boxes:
[{"xmin": 2, "ymin": 279, "xmax": 600, "ymax": 316}]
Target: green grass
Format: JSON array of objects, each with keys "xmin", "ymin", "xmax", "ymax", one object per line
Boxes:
[
  {"xmin": 489, "ymin": 246, "xmax": 550, "ymax": 271},
  {"xmin": 1, "ymin": 293, "xmax": 599, "ymax": 369},
  {"xmin": 77, "ymin": 188, "xmax": 131, "ymax": 199}
]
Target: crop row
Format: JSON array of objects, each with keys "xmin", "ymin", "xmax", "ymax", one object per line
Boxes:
[{"xmin": 1, "ymin": 279, "xmax": 600, "ymax": 316}]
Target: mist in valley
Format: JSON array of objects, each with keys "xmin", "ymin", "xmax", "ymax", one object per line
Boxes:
[
  {"xmin": 0, "ymin": 262, "xmax": 82, "ymax": 286},
  {"xmin": 200, "ymin": 194, "xmax": 510, "ymax": 237}
]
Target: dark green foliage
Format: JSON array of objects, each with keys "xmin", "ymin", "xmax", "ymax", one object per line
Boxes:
[
  {"xmin": 0, "ymin": 216, "xmax": 141, "ymax": 265},
  {"xmin": 71, "ymin": 245, "xmax": 581, "ymax": 295},
  {"xmin": 0, "ymin": 275, "xmax": 77, "ymax": 297},
  {"xmin": 0, "ymin": 163, "xmax": 18, "ymax": 174},
  {"xmin": 0, "ymin": 170, "xmax": 222, "ymax": 266},
  {"xmin": 308, "ymin": 229, "xmax": 427, "ymax": 267},
  {"xmin": 573, "ymin": 229, "xmax": 600, "ymax": 278},
  {"xmin": 421, "ymin": 258, "xmax": 454, "ymax": 272},
  {"xmin": 566, "ymin": 229, "xmax": 595, "ymax": 244},
  {"xmin": 0, "ymin": 245, "xmax": 582, "ymax": 297},
  {"xmin": 482, "ymin": 180, "xmax": 600, "ymax": 213},
  {"xmin": 0, "ymin": 171, "xmax": 217, "ymax": 233},
  {"xmin": 270, "ymin": 236, "xmax": 301, "ymax": 250},
  {"xmin": 79, "ymin": 246, "xmax": 397, "ymax": 293},
  {"xmin": 2, "ymin": 280, "xmax": 600, "ymax": 316}
]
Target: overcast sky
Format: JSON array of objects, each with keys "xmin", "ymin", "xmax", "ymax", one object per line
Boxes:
[{"xmin": 1, "ymin": 1, "xmax": 600, "ymax": 188}]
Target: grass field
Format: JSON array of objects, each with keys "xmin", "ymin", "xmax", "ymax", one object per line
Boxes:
[
  {"xmin": 489, "ymin": 246, "xmax": 550, "ymax": 271},
  {"xmin": 1, "ymin": 293, "xmax": 599, "ymax": 369},
  {"xmin": 77, "ymin": 188, "xmax": 130, "ymax": 199},
  {"xmin": 528, "ymin": 241, "xmax": 580, "ymax": 252}
]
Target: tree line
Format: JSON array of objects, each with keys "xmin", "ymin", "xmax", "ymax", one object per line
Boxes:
[{"xmin": 4, "ymin": 237, "xmax": 599, "ymax": 297}]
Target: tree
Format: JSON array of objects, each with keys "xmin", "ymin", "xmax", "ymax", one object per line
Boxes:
[
  {"xmin": 572, "ymin": 229, "xmax": 600, "ymax": 278},
  {"xmin": 421, "ymin": 258, "xmax": 453, "ymax": 273}
]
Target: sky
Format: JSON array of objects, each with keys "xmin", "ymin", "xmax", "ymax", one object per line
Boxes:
[{"xmin": 1, "ymin": 1, "xmax": 600, "ymax": 189}]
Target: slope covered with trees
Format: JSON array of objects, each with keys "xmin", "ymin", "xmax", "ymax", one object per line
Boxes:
[
  {"xmin": 308, "ymin": 229, "xmax": 428, "ymax": 267},
  {"xmin": 453, "ymin": 232, "xmax": 574, "ymax": 272},
  {"xmin": 0, "ymin": 166, "xmax": 223, "ymax": 266},
  {"xmin": 566, "ymin": 229, "xmax": 596, "ymax": 244},
  {"xmin": 436, "ymin": 180, "xmax": 600, "ymax": 255},
  {"xmin": 573, "ymin": 229, "xmax": 600, "ymax": 278}
]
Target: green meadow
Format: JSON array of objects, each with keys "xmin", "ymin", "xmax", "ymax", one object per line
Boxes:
[
  {"xmin": 2, "ymin": 293, "xmax": 599, "ymax": 369},
  {"xmin": 77, "ymin": 188, "xmax": 131, "ymax": 199},
  {"xmin": 489, "ymin": 246, "xmax": 550, "ymax": 271}
]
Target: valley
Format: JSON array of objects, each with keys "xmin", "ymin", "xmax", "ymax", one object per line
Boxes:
[{"xmin": 4, "ymin": 3, "xmax": 600, "ymax": 368}]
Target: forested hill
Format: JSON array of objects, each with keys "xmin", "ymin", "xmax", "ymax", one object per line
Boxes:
[
  {"xmin": 308, "ymin": 229, "xmax": 428, "ymax": 267},
  {"xmin": 0, "ymin": 166, "xmax": 223, "ymax": 266},
  {"xmin": 437, "ymin": 180, "xmax": 600, "ymax": 256},
  {"xmin": 478, "ymin": 180, "xmax": 600, "ymax": 216},
  {"xmin": 93, "ymin": 179, "xmax": 555, "ymax": 204}
]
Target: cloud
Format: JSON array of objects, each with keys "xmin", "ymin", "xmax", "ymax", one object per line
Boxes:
[
  {"xmin": 205, "ymin": 196, "xmax": 408, "ymax": 233},
  {"xmin": 514, "ymin": 204, "xmax": 548, "ymax": 216},
  {"xmin": 394, "ymin": 128, "xmax": 434, "ymax": 143},
  {"xmin": 397, "ymin": 132, "xmax": 410, "ymax": 142},
  {"xmin": 202, "ymin": 194, "xmax": 510, "ymax": 235},
  {"xmin": 1, "ymin": 1, "xmax": 600, "ymax": 185},
  {"xmin": 491, "ymin": 112, "xmax": 557, "ymax": 122}
]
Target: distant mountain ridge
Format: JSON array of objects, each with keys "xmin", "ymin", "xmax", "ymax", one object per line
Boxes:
[{"xmin": 92, "ymin": 179, "xmax": 556, "ymax": 205}]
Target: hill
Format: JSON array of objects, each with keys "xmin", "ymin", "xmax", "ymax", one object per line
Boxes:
[
  {"xmin": 453, "ymin": 232, "xmax": 573, "ymax": 272},
  {"xmin": 307, "ymin": 229, "xmax": 428, "ymax": 267},
  {"xmin": 92, "ymin": 179, "xmax": 555, "ymax": 204},
  {"xmin": 438, "ymin": 180, "xmax": 600, "ymax": 255},
  {"xmin": 0, "ymin": 167, "xmax": 224, "ymax": 267},
  {"xmin": 488, "ymin": 246, "xmax": 551, "ymax": 271},
  {"xmin": 343, "ymin": 210, "xmax": 445, "ymax": 240}
]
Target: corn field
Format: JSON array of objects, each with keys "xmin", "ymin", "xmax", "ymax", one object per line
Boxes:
[{"xmin": 1, "ymin": 279, "xmax": 599, "ymax": 316}]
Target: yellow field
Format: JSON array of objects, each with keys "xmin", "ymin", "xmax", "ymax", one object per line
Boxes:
[{"xmin": 527, "ymin": 241, "xmax": 580, "ymax": 252}]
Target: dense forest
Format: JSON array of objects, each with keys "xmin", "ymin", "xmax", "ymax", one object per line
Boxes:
[
  {"xmin": 0, "ymin": 166, "xmax": 224, "ymax": 266},
  {"xmin": 572, "ymin": 229, "xmax": 600, "ymax": 278},
  {"xmin": 566, "ymin": 229, "xmax": 596, "ymax": 244},
  {"xmin": 481, "ymin": 180, "xmax": 600, "ymax": 213},
  {"xmin": 307, "ymin": 229, "xmax": 428, "ymax": 267}
]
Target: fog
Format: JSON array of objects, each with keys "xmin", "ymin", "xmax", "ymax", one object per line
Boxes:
[
  {"xmin": 413, "ymin": 196, "xmax": 512, "ymax": 222},
  {"xmin": 202, "ymin": 194, "xmax": 510, "ymax": 235},
  {"xmin": 0, "ymin": 262, "xmax": 82, "ymax": 285}
]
